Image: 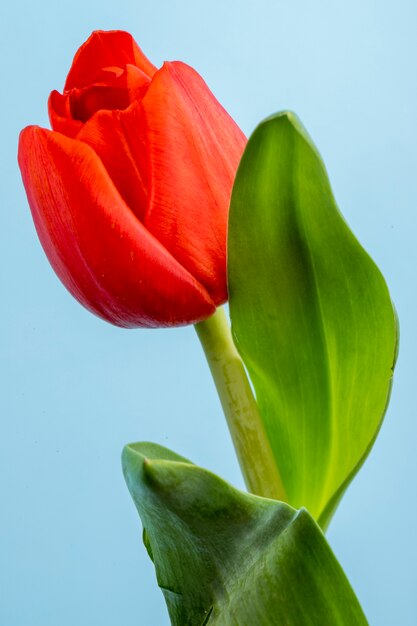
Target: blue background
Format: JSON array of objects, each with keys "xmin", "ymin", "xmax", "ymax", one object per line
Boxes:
[{"xmin": 2, "ymin": 1, "xmax": 416, "ymax": 624}]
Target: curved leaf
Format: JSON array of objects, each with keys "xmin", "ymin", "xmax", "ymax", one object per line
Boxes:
[
  {"xmin": 122, "ymin": 441, "xmax": 368, "ymax": 625},
  {"xmin": 228, "ymin": 112, "xmax": 398, "ymax": 527}
]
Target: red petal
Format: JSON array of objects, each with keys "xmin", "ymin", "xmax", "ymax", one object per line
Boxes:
[
  {"xmin": 95, "ymin": 64, "xmax": 151, "ymax": 102},
  {"xmin": 18, "ymin": 126, "xmax": 215, "ymax": 328},
  {"xmin": 48, "ymin": 90, "xmax": 83, "ymax": 138},
  {"xmin": 142, "ymin": 61, "xmax": 246, "ymax": 305},
  {"xmin": 69, "ymin": 65, "xmax": 151, "ymax": 122},
  {"xmin": 64, "ymin": 30, "xmax": 157, "ymax": 91},
  {"xmin": 76, "ymin": 101, "xmax": 148, "ymax": 221}
]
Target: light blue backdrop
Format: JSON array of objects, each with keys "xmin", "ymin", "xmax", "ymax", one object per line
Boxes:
[{"xmin": 1, "ymin": 1, "xmax": 416, "ymax": 624}]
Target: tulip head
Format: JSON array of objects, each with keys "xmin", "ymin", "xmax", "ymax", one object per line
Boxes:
[{"xmin": 19, "ymin": 30, "xmax": 246, "ymax": 328}]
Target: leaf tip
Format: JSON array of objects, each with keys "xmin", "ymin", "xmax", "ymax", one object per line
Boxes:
[
  {"xmin": 258, "ymin": 109, "xmax": 300, "ymax": 132},
  {"xmin": 121, "ymin": 442, "xmax": 141, "ymax": 471},
  {"xmin": 255, "ymin": 109, "xmax": 319, "ymax": 158}
]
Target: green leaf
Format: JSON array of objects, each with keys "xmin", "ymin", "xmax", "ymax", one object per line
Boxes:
[
  {"xmin": 228, "ymin": 112, "xmax": 398, "ymax": 528},
  {"xmin": 122, "ymin": 442, "xmax": 368, "ymax": 626}
]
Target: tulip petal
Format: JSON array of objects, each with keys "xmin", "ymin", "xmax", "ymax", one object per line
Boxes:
[
  {"xmin": 50, "ymin": 65, "xmax": 151, "ymax": 137},
  {"xmin": 142, "ymin": 62, "xmax": 246, "ymax": 305},
  {"xmin": 48, "ymin": 90, "xmax": 83, "ymax": 138},
  {"xmin": 64, "ymin": 30, "xmax": 157, "ymax": 91},
  {"xmin": 18, "ymin": 126, "xmax": 216, "ymax": 328},
  {"xmin": 76, "ymin": 101, "xmax": 148, "ymax": 222},
  {"xmin": 70, "ymin": 65, "xmax": 152, "ymax": 123}
]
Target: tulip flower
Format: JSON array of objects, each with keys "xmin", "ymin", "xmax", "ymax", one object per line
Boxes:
[{"xmin": 18, "ymin": 30, "xmax": 246, "ymax": 328}]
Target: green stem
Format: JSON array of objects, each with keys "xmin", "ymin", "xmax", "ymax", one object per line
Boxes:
[{"xmin": 195, "ymin": 306, "xmax": 286, "ymax": 501}]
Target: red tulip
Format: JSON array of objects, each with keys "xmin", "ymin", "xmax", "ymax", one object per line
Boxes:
[{"xmin": 19, "ymin": 30, "xmax": 246, "ymax": 328}]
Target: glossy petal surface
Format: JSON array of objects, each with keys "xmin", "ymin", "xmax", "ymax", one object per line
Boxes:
[
  {"xmin": 64, "ymin": 30, "xmax": 156, "ymax": 90},
  {"xmin": 18, "ymin": 126, "xmax": 215, "ymax": 327},
  {"xmin": 143, "ymin": 61, "xmax": 246, "ymax": 304},
  {"xmin": 77, "ymin": 102, "xmax": 149, "ymax": 221},
  {"xmin": 21, "ymin": 31, "xmax": 245, "ymax": 328}
]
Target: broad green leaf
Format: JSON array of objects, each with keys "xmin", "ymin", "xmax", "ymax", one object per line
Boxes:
[
  {"xmin": 228, "ymin": 112, "xmax": 398, "ymax": 528},
  {"xmin": 122, "ymin": 441, "xmax": 368, "ymax": 625}
]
